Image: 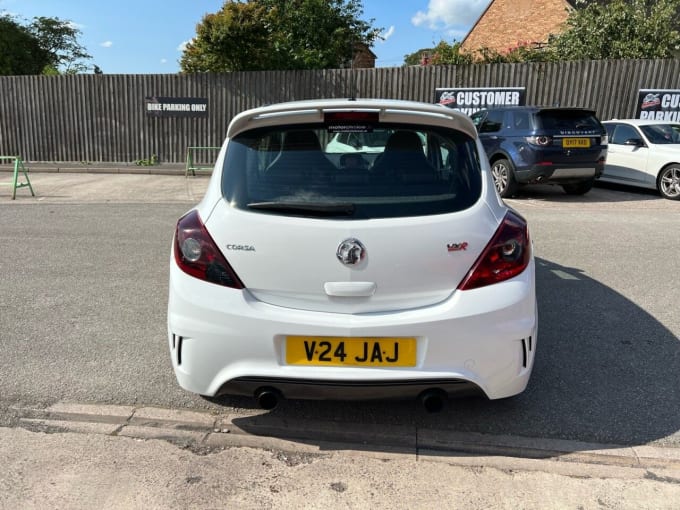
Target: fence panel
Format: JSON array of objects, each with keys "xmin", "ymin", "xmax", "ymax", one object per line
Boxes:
[{"xmin": 0, "ymin": 59, "xmax": 678, "ymax": 163}]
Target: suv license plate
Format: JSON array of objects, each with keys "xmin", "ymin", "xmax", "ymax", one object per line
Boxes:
[
  {"xmin": 286, "ymin": 336, "xmax": 417, "ymax": 367},
  {"xmin": 563, "ymin": 137, "xmax": 591, "ymax": 148}
]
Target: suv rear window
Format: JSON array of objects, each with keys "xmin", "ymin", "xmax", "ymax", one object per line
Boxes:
[
  {"xmin": 535, "ymin": 110, "xmax": 601, "ymax": 131},
  {"xmin": 221, "ymin": 123, "xmax": 482, "ymax": 219}
]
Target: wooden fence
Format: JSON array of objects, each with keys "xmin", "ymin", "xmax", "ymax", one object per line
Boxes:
[{"xmin": 1, "ymin": 59, "xmax": 679, "ymax": 163}]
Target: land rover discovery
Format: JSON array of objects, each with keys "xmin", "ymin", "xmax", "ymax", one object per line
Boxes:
[{"xmin": 470, "ymin": 107, "xmax": 608, "ymax": 197}]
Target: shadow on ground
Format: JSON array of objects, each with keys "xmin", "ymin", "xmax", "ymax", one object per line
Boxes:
[{"xmin": 219, "ymin": 257, "xmax": 680, "ymax": 450}]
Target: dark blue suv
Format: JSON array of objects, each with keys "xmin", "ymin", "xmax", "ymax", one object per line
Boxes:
[{"xmin": 470, "ymin": 107, "xmax": 608, "ymax": 197}]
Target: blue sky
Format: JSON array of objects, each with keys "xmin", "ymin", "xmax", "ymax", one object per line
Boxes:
[{"xmin": 0, "ymin": 0, "xmax": 492, "ymax": 74}]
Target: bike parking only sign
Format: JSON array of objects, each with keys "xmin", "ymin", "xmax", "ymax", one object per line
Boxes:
[
  {"xmin": 145, "ymin": 96, "xmax": 208, "ymax": 118},
  {"xmin": 636, "ymin": 89, "xmax": 680, "ymax": 121},
  {"xmin": 435, "ymin": 87, "xmax": 526, "ymax": 115}
]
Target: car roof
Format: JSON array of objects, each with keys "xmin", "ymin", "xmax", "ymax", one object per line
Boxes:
[
  {"xmin": 226, "ymin": 98, "xmax": 478, "ymax": 139},
  {"xmin": 602, "ymin": 118, "xmax": 680, "ymax": 126},
  {"xmin": 475, "ymin": 106, "xmax": 595, "ymax": 114}
]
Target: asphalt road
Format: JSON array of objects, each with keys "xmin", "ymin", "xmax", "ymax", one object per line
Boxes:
[{"xmin": 1, "ymin": 176, "xmax": 679, "ymax": 450}]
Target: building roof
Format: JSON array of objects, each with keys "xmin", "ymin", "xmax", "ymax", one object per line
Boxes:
[{"xmin": 461, "ymin": 0, "xmax": 575, "ymax": 55}]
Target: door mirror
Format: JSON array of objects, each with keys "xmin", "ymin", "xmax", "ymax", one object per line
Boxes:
[{"xmin": 623, "ymin": 138, "xmax": 645, "ymax": 147}]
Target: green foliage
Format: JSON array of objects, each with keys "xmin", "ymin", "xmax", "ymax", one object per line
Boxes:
[
  {"xmin": 28, "ymin": 16, "xmax": 92, "ymax": 74},
  {"xmin": 135, "ymin": 154, "xmax": 159, "ymax": 166},
  {"xmin": 180, "ymin": 0, "xmax": 382, "ymax": 72},
  {"xmin": 0, "ymin": 14, "xmax": 92, "ymax": 75},
  {"xmin": 0, "ymin": 15, "xmax": 51, "ymax": 75},
  {"xmin": 403, "ymin": 48, "xmax": 434, "ymax": 66},
  {"xmin": 405, "ymin": 0, "xmax": 680, "ymax": 66},
  {"xmin": 405, "ymin": 39, "xmax": 548, "ymax": 66},
  {"xmin": 476, "ymin": 44, "xmax": 553, "ymax": 63},
  {"xmin": 429, "ymin": 40, "xmax": 473, "ymax": 65},
  {"xmin": 551, "ymin": 0, "xmax": 680, "ymax": 60}
]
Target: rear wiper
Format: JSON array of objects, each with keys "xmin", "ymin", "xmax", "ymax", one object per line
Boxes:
[{"xmin": 247, "ymin": 201, "xmax": 355, "ymax": 216}]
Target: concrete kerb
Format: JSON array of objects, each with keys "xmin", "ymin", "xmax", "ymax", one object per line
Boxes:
[{"xmin": 11, "ymin": 402, "xmax": 680, "ymax": 471}]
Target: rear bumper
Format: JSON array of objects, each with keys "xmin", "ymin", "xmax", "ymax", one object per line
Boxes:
[
  {"xmin": 167, "ymin": 258, "xmax": 538, "ymax": 401},
  {"xmin": 515, "ymin": 161, "xmax": 605, "ymax": 184},
  {"xmin": 215, "ymin": 377, "xmax": 482, "ymax": 400}
]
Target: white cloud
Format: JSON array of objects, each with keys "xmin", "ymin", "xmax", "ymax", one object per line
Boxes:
[
  {"xmin": 100, "ymin": 41, "xmax": 113, "ymax": 48},
  {"xmin": 412, "ymin": 0, "xmax": 490, "ymax": 30},
  {"xmin": 177, "ymin": 40, "xmax": 191, "ymax": 52},
  {"xmin": 380, "ymin": 26, "xmax": 395, "ymax": 43},
  {"xmin": 160, "ymin": 58, "xmax": 168, "ymax": 64}
]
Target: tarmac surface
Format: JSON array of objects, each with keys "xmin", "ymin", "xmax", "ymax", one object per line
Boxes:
[{"xmin": 3, "ymin": 163, "xmax": 680, "ymax": 508}]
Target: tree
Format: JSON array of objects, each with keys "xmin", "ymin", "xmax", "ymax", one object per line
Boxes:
[
  {"xmin": 550, "ymin": 0, "xmax": 680, "ymax": 60},
  {"xmin": 0, "ymin": 14, "xmax": 92, "ymax": 75},
  {"xmin": 0, "ymin": 15, "xmax": 51, "ymax": 75},
  {"xmin": 180, "ymin": 0, "xmax": 382, "ymax": 72},
  {"xmin": 28, "ymin": 16, "xmax": 92, "ymax": 74},
  {"xmin": 409, "ymin": 0, "xmax": 680, "ymax": 66},
  {"xmin": 403, "ymin": 48, "xmax": 436, "ymax": 66},
  {"xmin": 428, "ymin": 40, "xmax": 473, "ymax": 65}
]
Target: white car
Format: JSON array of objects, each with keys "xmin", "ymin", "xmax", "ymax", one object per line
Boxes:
[
  {"xmin": 601, "ymin": 119, "xmax": 680, "ymax": 200},
  {"xmin": 168, "ymin": 99, "xmax": 537, "ymax": 412}
]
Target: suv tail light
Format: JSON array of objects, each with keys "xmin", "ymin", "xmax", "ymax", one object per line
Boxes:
[
  {"xmin": 525, "ymin": 135, "xmax": 553, "ymax": 146},
  {"xmin": 174, "ymin": 210, "xmax": 244, "ymax": 289},
  {"xmin": 457, "ymin": 211, "xmax": 530, "ymax": 290}
]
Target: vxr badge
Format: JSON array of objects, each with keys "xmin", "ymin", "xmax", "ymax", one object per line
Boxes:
[{"xmin": 447, "ymin": 242, "xmax": 468, "ymax": 252}]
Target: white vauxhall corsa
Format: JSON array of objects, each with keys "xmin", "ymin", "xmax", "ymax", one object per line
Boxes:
[{"xmin": 168, "ymin": 99, "xmax": 537, "ymax": 411}]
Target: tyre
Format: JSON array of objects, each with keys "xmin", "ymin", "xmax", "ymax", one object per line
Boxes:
[
  {"xmin": 562, "ymin": 179, "xmax": 594, "ymax": 195},
  {"xmin": 491, "ymin": 158, "xmax": 518, "ymax": 198},
  {"xmin": 657, "ymin": 164, "xmax": 680, "ymax": 200}
]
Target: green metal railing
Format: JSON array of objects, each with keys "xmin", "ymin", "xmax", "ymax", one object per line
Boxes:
[
  {"xmin": 0, "ymin": 156, "xmax": 35, "ymax": 199},
  {"xmin": 185, "ymin": 146, "xmax": 221, "ymax": 177}
]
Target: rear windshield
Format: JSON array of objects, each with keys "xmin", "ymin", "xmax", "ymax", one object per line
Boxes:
[
  {"xmin": 535, "ymin": 110, "xmax": 602, "ymax": 132},
  {"xmin": 221, "ymin": 123, "xmax": 482, "ymax": 219}
]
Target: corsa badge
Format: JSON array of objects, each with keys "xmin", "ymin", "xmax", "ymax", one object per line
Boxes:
[{"xmin": 447, "ymin": 242, "xmax": 468, "ymax": 252}]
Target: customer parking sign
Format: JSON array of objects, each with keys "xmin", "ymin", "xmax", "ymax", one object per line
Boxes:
[
  {"xmin": 435, "ymin": 87, "xmax": 525, "ymax": 115},
  {"xmin": 636, "ymin": 89, "xmax": 680, "ymax": 122}
]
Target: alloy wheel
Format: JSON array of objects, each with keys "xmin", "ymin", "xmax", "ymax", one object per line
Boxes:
[{"xmin": 659, "ymin": 166, "xmax": 680, "ymax": 199}]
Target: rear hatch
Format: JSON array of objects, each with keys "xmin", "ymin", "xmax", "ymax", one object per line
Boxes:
[
  {"xmin": 209, "ymin": 102, "xmax": 492, "ymax": 313},
  {"xmin": 205, "ymin": 203, "xmax": 498, "ymax": 313},
  {"xmin": 534, "ymin": 108, "xmax": 607, "ymax": 163}
]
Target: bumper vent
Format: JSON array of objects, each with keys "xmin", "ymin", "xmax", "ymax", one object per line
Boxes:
[
  {"xmin": 172, "ymin": 334, "xmax": 184, "ymax": 366},
  {"xmin": 521, "ymin": 336, "xmax": 533, "ymax": 368}
]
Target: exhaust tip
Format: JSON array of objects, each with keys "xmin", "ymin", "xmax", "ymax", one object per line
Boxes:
[
  {"xmin": 419, "ymin": 389, "xmax": 447, "ymax": 413},
  {"xmin": 254, "ymin": 386, "xmax": 282, "ymax": 410}
]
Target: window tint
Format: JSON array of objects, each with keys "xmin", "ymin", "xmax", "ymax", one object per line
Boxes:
[
  {"xmin": 512, "ymin": 111, "xmax": 531, "ymax": 130},
  {"xmin": 479, "ymin": 110, "xmax": 504, "ymax": 133},
  {"xmin": 221, "ymin": 123, "xmax": 482, "ymax": 219},
  {"xmin": 639, "ymin": 124, "xmax": 680, "ymax": 144},
  {"xmin": 535, "ymin": 110, "xmax": 601, "ymax": 131},
  {"xmin": 470, "ymin": 111, "xmax": 485, "ymax": 128},
  {"xmin": 610, "ymin": 124, "xmax": 640, "ymax": 145}
]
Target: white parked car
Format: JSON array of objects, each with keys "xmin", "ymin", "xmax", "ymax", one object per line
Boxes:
[
  {"xmin": 601, "ymin": 119, "xmax": 680, "ymax": 200},
  {"xmin": 168, "ymin": 99, "xmax": 537, "ymax": 411}
]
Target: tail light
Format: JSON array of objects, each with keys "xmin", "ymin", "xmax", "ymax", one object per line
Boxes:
[
  {"xmin": 525, "ymin": 135, "xmax": 552, "ymax": 146},
  {"xmin": 457, "ymin": 211, "xmax": 530, "ymax": 290},
  {"xmin": 174, "ymin": 210, "xmax": 244, "ymax": 289}
]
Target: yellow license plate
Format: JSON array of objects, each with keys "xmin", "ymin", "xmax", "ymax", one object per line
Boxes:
[
  {"xmin": 286, "ymin": 336, "xmax": 417, "ymax": 367},
  {"xmin": 563, "ymin": 137, "xmax": 591, "ymax": 148}
]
